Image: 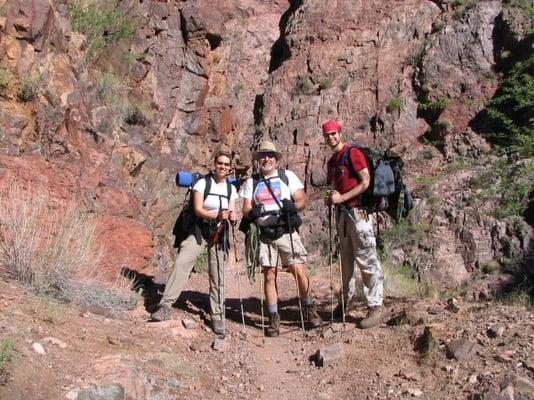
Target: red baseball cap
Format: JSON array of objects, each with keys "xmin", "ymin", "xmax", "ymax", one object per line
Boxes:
[{"xmin": 322, "ymin": 119, "xmax": 342, "ymax": 134}]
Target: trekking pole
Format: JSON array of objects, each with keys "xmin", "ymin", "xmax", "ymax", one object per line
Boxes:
[
  {"xmin": 218, "ymin": 201, "xmax": 227, "ymax": 338},
  {"xmin": 286, "ymin": 212, "xmax": 305, "ymax": 332},
  {"xmin": 220, "ymin": 219, "xmax": 228, "ymax": 338},
  {"xmin": 231, "ymin": 224, "xmax": 246, "ymax": 332},
  {"xmin": 328, "ymin": 199, "xmax": 334, "ymax": 325},
  {"xmin": 259, "ymin": 259, "xmax": 265, "ymax": 346},
  {"xmin": 334, "ymin": 209, "xmax": 346, "ymax": 329}
]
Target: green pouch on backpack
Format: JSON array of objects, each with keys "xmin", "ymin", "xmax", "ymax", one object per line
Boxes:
[{"xmin": 245, "ymin": 223, "xmax": 260, "ymax": 284}]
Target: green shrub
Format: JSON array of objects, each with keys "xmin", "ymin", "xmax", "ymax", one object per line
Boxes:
[
  {"xmin": 411, "ymin": 38, "xmax": 431, "ymax": 67},
  {"xmin": 95, "ymin": 71, "xmax": 126, "ymax": 103},
  {"xmin": 318, "ymin": 77, "xmax": 333, "ymax": 91},
  {"xmin": 17, "ymin": 73, "xmax": 42, "ymax": 102},
  {"xmin": 417, "ymin": 96, "xmax": 451, "ymax": 125},
  {"xmin": 124, "ymin": 102, "xmax": 149, "ymax": 126},
  {"xmin": 120, "ymin": 51, "xmax": 147, "ymax": 69},
  {"xmin": 233, "ymin": 82, "xmax": 245, "ymax": 96},
  {"xmin": 494, "ymin": 160, "xmax": 534, "ymax": 219},
  {"xmin": 383, "ymin": 261, "xmax": 422, "ymax": 298},
  {"xmin": 70, "ymin": 0, "xmax": 136, "ymax": 59},
  {"xmin": 386, "ymin": 97, "xmax": 403, "ymax": 113},
  {"xmin": 438, "ymin": 118, "xmax": 453, "ymax": 131},
  {"xmin": 452, "ymin": 1, "xmax": 476, "ymax": 21},
  {"xmin": 194, "ymin": 250, "xmax": 209, "ymax": 273},
  {"xmin": 0, "ymin": 337, "xmax": 14, "ymax": 376},
  {"xmin": 484, "ymin": 55, "xmax": 533, "ymax": 157},
  {"xmin": 452, "ymin": 9, "xmax": 466, "ymax": 21},
  {"xmin": 295, "ymin": 74, "xmax": 315, "ymax": 95},
  {"xmin": 339, "ymin": 77, "xmax": 351, "ymax": 92},
  {"xmin": 41, "ymin": 298, "xmax": 63, "ymax": 325},
  {"xmin": 380, "ymin": 216, "xmax": 432, "ymax": 263},
  {"xmin": 471, "ymin": 158, "xmax": 534, "ymax": 219},
  {"xmin": 418, "ymin": 97, "xmax": 451, "ymax": 112},
  {"xmin": 95, "ymin": 71, "xmax": 129, "ymax": 118},
  {"xmin": 500, "ymin": 274, "xmax": 533, "ymax": 310},
  {"xmin": 432, "ymin": 20, "xmax": 446, "ymax": 33},
  {"xmin": 0, "ymin": 67, "xmax": 13, "ymax": 93},
  {"xmin": 519, "ymin": 0, "xmax": 534, "ymax": 16}
]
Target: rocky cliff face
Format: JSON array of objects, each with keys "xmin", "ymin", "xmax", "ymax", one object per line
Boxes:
[{"xmin": 0, "ymin": 0, "xmax": 531, "ymax": 293}]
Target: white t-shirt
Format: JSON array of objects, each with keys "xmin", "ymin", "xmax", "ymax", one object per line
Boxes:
[
  {"xmin": 193, "ymin": 177, "xmax": 238, "ymax": 212},
  {"xmin": 240, "ymin": 170, "xmax": 303, "ymax": 226}
]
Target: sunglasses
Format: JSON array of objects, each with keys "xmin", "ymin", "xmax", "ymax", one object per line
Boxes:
[
  {"xmin": 258, "ymin": 152, "xmax": 277, "ymax": 159},
  {"xmin": 323, "ymin": 131, "xmax": 339, "ymax": 137}
]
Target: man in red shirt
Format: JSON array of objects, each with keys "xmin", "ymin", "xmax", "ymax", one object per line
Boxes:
[{"xmin": 322, "ymin": 119, "xmax": 385, "ymax": 329}]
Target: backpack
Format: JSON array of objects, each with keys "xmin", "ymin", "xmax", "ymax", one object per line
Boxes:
[
  {"xmin": 172, "ymin": 173, "xmax": 232, "ymax": 248},
  {"xmin": 340, "ymin": 144, "xmax": 414, "ymax": 222},
  {"xmin": 238, "ymin": 168, "xmax": 301, "ymax": 235}
]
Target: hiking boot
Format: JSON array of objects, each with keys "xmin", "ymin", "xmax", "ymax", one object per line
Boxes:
[
  {"xmin": 212, "ymin": 319, "xmax": 225, "ymax": 335},
  {"xmin": 266, "ymin": 313, "xmax": 280, "ymax": 337},
  {"xmin": 151, "ymin": 303, "xmax": 171, "ymax": 321},
  {"xmin": 304, "ymin": 304, "xmax": 322, "ymax": 329},
  {"xmin": 359, "ymin": 306, "xmax": 385, "ymax": 329}
]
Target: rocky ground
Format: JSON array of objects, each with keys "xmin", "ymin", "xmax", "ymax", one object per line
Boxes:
[{"xmin": 0, "ymin": 262, "xmax": 532, "ymax": 400}]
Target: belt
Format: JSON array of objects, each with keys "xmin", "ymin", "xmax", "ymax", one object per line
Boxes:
[{"xmin": 336, "ymin": 204, "xmax": 359, "ymax": 213}]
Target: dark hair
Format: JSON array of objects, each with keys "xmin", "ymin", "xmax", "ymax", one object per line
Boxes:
[{"xmin": 213, "ymin": 150, "xmax": 232, "ymax": 163}]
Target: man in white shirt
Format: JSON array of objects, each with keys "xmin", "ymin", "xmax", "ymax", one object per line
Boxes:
[{"xmin": 241, "ymin": 141, "xmax": 322, "ymax": 337}]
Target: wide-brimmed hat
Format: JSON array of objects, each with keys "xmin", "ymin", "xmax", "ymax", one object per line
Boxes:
[{"xmin": 252, "ymin": 141, "xmax": 282, "ymax": 160}]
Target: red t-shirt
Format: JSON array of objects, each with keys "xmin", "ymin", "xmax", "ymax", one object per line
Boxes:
[{"xmin": 327, "ymin": 144, "xmax": 368, "ymax": 208}]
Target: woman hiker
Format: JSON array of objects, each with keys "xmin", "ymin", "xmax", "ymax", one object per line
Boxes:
[{"xmin": 151, "ymin": 150, "xmax": 238, "ymax": 336}]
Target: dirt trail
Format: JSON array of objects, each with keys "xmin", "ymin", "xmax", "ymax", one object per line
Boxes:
[{"xmin": 0, "ymin": 263, "xmax": 533, "ymax": 400}]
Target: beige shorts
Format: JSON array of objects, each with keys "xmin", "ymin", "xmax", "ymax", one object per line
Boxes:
[{"xmin": 258, "ymin": 231, "xmax": 307, "ymax": 267}]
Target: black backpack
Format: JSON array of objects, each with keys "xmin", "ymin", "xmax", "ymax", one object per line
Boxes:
[
  {"xmin": 172, "ymin": 174, "xmax": 232, "ymax": 248},
  {"xmin": 238, "ymin": 169, "xmax": 300, "ymax": 235},
  {"xmin": 339, "ymin": 144, "xmax": 414, "ymax": 222}
]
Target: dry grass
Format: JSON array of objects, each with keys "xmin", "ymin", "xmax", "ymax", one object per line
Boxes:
[
  {"xmin": 0, "ymin": 181, "xmax": 100, "ymax": 296},
  {"xmin": 0, "ymin": 181, "xmax": 137, "ymax": 314}
]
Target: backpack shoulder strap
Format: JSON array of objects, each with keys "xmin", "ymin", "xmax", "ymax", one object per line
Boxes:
[
  {"xmin": 277, "ymin": 168, "xmax": 297, "ymax": 202},
  {"xmin": 277, "ymin": 168, "xmax": 289, "ymax": 186},
  {"xmin": 252, "ymin": 172, "xmax": 260, "ymax": 194},
  {"xmin": 343, "ymin": 144, "xmax": 362, "ymax": 177},
  {"xmin": 202, "ymin": 174, "xmax": 232, "ymax": 202},
  {"xmin": 226, "ymin": 179, "xmax": 232, "ymax": 200},
  {"xmin": 202, "ymin": 174, "xmax": 213, "ymax": 202}
]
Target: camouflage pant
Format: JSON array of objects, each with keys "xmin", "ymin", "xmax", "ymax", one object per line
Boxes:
[{"xmin": 337, "ymin": 208, "xmax": 384, "ymax": 307}]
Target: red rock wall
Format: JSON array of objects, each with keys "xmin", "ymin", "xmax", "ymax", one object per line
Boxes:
[{"xmin": 0, "ymin": 0, "xmax": 531, "ymax": 289}]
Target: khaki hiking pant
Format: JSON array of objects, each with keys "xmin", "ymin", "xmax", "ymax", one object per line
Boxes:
[
  {"xmin": 337, "ymin": 208, "xmax": 384, "ymax": 307},
  {"xmin": 160, "ymin": 229, "xmax": 227, "ymax": 322}
]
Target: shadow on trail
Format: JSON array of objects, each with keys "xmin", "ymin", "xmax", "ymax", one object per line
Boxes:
[
  {"xmin": 120, "ymin": 267, "xmax": 163, "ymax": 313},
  {"xmin": 175, "ymin": 290, "xmax": 332, "ymax": 331},
  {"xmin": 121, "ymin": 267, "xmax": 349, "ymax": 330}
]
